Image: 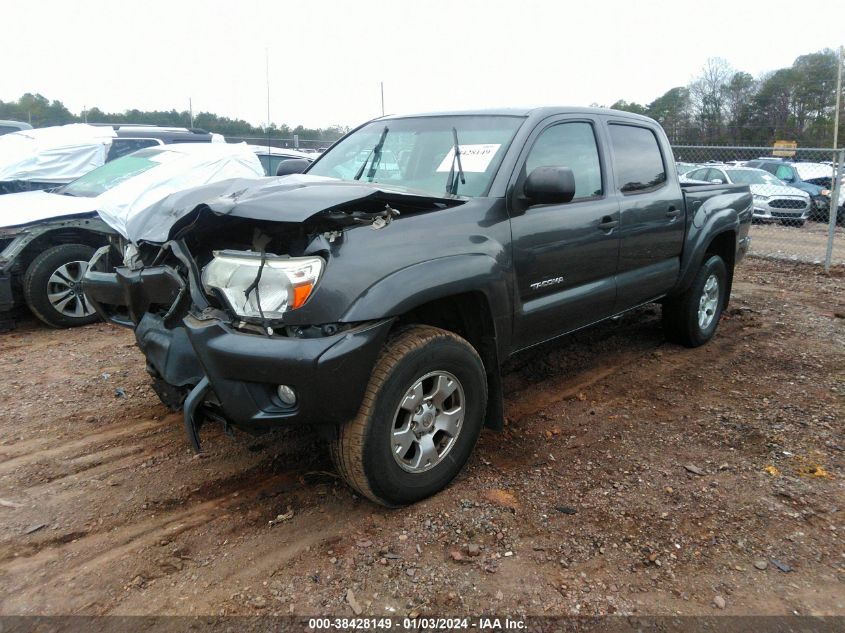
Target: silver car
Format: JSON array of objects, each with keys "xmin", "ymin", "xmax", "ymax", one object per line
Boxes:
[{"xmin": 684, "ymin": 165, "xmax": 810, "ymax": 226}]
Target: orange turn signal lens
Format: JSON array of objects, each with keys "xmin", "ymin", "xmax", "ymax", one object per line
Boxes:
[{"xmin": 291, "ymin": 282, "xmax": 314, "ymax": 310}]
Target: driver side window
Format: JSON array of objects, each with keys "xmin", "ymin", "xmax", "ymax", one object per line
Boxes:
[
  {"xmin": 525, "ymin": 122, "xmax": 603, "ymax": 200},
  {"xmin": 775, "ymin": 165, "xmax": 793, "ymax": 181}
]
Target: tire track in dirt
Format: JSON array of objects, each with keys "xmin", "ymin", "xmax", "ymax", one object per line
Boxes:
[{"xmin": 0, "ymin": 419, "xmax": 169, "ymax": 475}]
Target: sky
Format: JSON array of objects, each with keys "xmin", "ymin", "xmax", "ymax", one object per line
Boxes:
[{"xmin": 3, "ymin": 0, "xmax": 843, "ymax": 130}]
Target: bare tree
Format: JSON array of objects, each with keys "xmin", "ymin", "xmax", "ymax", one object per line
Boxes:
[{"xmin": 689, "ymin": 58, "xmax": 733, "ymax": 143}]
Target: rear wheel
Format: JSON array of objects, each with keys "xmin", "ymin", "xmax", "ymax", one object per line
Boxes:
[
  {"xmin": 662, "ymin": 254, "xmax": 727, "ymax": 348},
  {"xmin": 330, "ymin": 325, "xmax": 487, "ymax": 506},
  {"xmin": 23, "ymin": 244, "xmax": 100, "ymax": 328}
]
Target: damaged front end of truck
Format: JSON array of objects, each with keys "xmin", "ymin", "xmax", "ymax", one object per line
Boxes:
[{"xmin": 83, "ymin": 175, "xmax": 465, "ymax": 451}]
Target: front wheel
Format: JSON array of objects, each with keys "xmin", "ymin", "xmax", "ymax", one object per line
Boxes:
[
  {"xmin": 330, "ymin": 325, "xmax": 487, "ymax": 506},
  {"xmin": 662, "ymin": 254, "xmax": 728, "ymax": 348},
  {"xmin": 23, "ymin": 244, "xmax": 100, "ymax": 328}
]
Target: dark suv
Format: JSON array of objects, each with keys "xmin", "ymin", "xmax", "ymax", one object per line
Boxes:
[
  {"xmin": 94, "ymin": 124, "xmax": 221, "ymax": 161},
  {"xmin": 743, "ymin": 159, "xmax": 835, "ymax": 222}
]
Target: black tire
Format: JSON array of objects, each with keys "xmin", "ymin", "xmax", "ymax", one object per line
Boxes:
[
  {"xmin": 23, "ymin": 244, "xmax": 100, "ymax": 328},
  {"xmin": 662, "ymin": 254, "xmax": 728, "ymax": 348},
  {"xmin": 330, "ymin": 325, "xmax": 487, "ymax": 506}
]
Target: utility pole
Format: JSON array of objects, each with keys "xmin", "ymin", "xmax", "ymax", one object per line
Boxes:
[
  {"xmin": 189, "ymin": 98, "xmax": 194, "ymax": 128},
  {"xmin": 266, "ymin": 47, "xmax": 272, "ymax": 154},
  {"xmin": 380, "ymin": 82, "xmax": 385, "ymax": 117},
  {"xmin": 824, "ymin": 45, "xmax": 843, "ymax": 273}
]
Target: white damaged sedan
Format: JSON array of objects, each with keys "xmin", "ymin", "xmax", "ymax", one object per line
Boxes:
[{"xmin": 0, "ymin": 143, "xmax": 265, "ymax": 329}]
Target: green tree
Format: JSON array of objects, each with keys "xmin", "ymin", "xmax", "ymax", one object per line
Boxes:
[
  {"xmin": 647, "ymin": 87, "xmax": 692, "ymax": 144},
  {"xmin": 610, "ymin": 100, "xmax": 648, "ymax": 115}
]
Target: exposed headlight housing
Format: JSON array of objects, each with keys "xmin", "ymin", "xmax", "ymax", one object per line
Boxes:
[
  {"xmin": 202, "ymin": 251, "xmax": 323, "ymax": 319},
  {"xmin": 821, "ymin": 188, "xmax": 831, "ymax": 197}
]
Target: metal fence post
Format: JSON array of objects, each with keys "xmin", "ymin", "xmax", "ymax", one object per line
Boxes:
[{"xmin": 824, "ymin": 149, "xmax": 844, "ymax": 272}]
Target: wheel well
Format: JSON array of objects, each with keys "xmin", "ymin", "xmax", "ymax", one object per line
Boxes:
[
  {"xmin": 705, "ymin": 230, "xmax": 736, "ymax": 304},
  {"xmin": 15, "ymin": 229, "xmax": 107, "ymax": 274},
  {"xmin": 394, "ymin": 291, "xmax": 496, "ymax": 362},
  {"xmin": 392, "ymin": 291, "xmax": 504, "ymax": 430}
]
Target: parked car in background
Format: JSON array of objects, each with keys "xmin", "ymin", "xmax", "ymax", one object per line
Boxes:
[
  {"xmin": 247, "ymin": 145, "xmax": 314, "ymax": 175},
  {"xmin": 792, "ymin": 162, "xmax": 845, "ymax": 224},
  {"xmin": 0, "ymin": 143, "xmax": 263, "ymax": 329},
  {"xmin": 0, "ymin": 120, "xmax": 32, "ymax": 136},
  {"xmin": 83, "ymin": 107, "xmax": 752, "ymax": 505},
  {"xmin": 675, "ymin": 162, "xmax": 703, "ymax": 175},
  {"xmin": 684, "ymin": 165, "xmax": 810, "ymax": 226},
  {"xmin": 743, "ymin": 159, "xmax": 835, "ymax": 222},
  {"xmin": 0, "ymin": 123, "xmax": 222, "ymax": 195}
]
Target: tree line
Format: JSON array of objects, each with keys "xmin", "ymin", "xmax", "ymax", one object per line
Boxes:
[
  {"xmin": 607, "ymin": 49, "xmax": 843, "ymax": 147},
  {"xmin": 0, "ymin": 94, "xmax": 348, "ymax": 142}
]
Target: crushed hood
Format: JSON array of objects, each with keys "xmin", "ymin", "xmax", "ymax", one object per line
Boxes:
[{"xmin": 117, "ymin": 174, "xmax": 464, "ymax": 243}]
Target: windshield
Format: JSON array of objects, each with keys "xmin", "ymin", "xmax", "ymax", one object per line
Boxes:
[
  {"xmin": 307, "ymin": 115, "xmax": 524, "ymax": 197},
  {"xmin": 726, "ymin": 169, "xmax": 784, "ymax": 186},
  {"xmin": 57, "ymin": 148, "xmax": 170, "ymax": 198}
]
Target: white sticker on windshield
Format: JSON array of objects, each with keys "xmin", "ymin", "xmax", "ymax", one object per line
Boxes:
[{"xmin": 436, "ymin": 144, "xmax": 501, "ymax": 173}]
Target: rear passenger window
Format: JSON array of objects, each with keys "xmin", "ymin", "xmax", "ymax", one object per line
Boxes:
[
  {"xmin": 525, "ymin": 122, "xmax": 602, "ymax": 200},
  {"xmin": 608, "ymin": 124, "xmax": 666, "ymax": 193}
]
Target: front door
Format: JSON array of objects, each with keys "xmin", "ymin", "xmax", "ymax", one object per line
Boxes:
[{"xmin": 509, "ymin": 118, "xmax": 620, "ymax": 350}]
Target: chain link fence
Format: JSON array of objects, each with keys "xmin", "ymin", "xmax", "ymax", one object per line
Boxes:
[
  {"xmin": 672, "ymin": 146, "xmax": 845, "ymax": 269},
  {"xmin": 226, "ymin": 136, "xmax": 341, "ymax": 153}
]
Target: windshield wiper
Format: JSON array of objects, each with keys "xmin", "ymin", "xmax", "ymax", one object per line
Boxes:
[
  {"xmin": 445, "ymin": 127, "xmax": 466, "ymax": 195},
  {"xmin": 354, "ymin": 126, "xmax": 389, "ymax": 181}
]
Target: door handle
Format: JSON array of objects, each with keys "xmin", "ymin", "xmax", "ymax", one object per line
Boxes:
[
  {"xmin": 666, "ymin": 208, "xmax": 681, "ymax": 219},
  {"xmin": 598, "ymin": 216, "xmax": 618, "ymax": 230}
]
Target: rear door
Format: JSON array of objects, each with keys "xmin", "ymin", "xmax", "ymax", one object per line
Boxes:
[
  {"xmin": 607, "ymin": 121, "xmax": 684, "ymax": 311},
  {"xmin": 508, "ymin": 116, "xmax": 620, "ymax": 349}
]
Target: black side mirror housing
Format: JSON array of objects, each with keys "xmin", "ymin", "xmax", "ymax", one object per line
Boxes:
[
  {"xmin": 524, "ymin": 166, "xmax": 576, "ymax": 205},
  {"xmin": 276, "ymin": 158, "xmax": 311, "ymax": 176}
]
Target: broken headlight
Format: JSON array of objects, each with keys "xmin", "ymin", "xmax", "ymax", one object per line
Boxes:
[{"xmin": 202, "ymin": 251, "xmax": 323, "ymax": 319}]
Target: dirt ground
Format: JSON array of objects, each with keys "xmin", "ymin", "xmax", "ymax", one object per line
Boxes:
[{"xmin": 0, "ymin": 258, "xmax": 843, "ymax": 618}]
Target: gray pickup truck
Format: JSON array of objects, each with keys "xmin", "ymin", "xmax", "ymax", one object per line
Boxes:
[{"xmin": 83, "ymin": 107, "xmax": 752, "ymax": 506}]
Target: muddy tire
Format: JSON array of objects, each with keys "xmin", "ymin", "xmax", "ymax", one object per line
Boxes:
[
  {"xmin": 23, "ymin": 244, "xmax": 100, "ymax": 329},
  {"xmin": 330, "ymin": 325, "xmax": 487, "ymax": 506},
  {"xmin": 662, "ymin": 254, "xmax": 727, "ymax": 348}
]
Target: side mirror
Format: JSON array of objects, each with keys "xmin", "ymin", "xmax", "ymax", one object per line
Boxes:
[
  {"xmin": 523, "ymin": 166, "xmax": 576, "ymax": 205},
  {"xmin": 276, "ymin": 158, "xmax": 311, "ymax": 176},
  {"xmin": 710, "ymin": 179, "xmax": 724, "ymax": 184}
]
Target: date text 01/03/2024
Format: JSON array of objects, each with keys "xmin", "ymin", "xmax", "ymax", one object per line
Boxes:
[{"xmin": 307, "ymin": 617, "xmax": 526, "ymax": 630}]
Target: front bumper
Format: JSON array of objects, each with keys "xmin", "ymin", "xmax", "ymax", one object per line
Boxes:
[
  {"xmin": 83, "ymin": 249, "xmax": 393, "ymax": 438},
  {"xmin": 180, "ymin": 314, "xmax": 392, "ymax": 432},
  {"xmin": 752, "ymin": 198, "xmax": 810, "ymax": 222}
]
